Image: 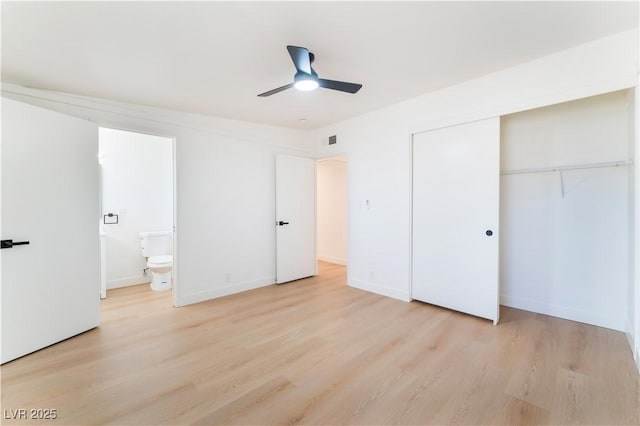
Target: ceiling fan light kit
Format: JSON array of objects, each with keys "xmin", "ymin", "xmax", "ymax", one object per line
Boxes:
[
  {"xmin": 258, "ymin": 45, "xmax": 362, "ymax": 97},
  {"xmin": 294, "ymin": 73, "xmax": 319, "ymax": 91}
]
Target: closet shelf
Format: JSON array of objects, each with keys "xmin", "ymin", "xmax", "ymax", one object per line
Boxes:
[{"xmin": 500, "ymin": 160, "xmax": 632, "ymax": 176}]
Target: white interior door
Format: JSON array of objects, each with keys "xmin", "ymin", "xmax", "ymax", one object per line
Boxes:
[
  {"xmin": 275, "ymin": 154, "xmax": 316, "ymax": 283},
  {"xmin": 412, "ymin": 117, "xmax": 500, "ymax": 323},
  {"xmin": 1, "ymin": 98, "xmax": 101, "ymax": 363}
]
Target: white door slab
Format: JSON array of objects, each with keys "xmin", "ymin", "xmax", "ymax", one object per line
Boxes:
[
  {"xmin": 1, "ymin": 98, "xmax": 101, "ymax": 363},
  {"xmin": 412, "ymin": 117, "xmax": 500, "ymax": 323},
  {"xmin": 275, "ymin": 154, "xmax": 316, "ymax": 284}
]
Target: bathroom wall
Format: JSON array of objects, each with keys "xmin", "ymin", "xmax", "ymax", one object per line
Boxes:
[
  {"xmin": 317, "ymin": 157, "xmax": 348, "ymax": 265},
  {"xmin": 99, "ymin": 128, "xmax": 173, "ymax": 288}
]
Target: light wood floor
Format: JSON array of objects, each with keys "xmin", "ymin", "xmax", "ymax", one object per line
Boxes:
[{"xmin": 2, "ymin": 262, "xmax": 639, "ymax": 425}]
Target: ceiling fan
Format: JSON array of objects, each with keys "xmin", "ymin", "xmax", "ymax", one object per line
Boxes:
[{"xmin": 258, "ymin": 45, "xmax": 363, "ymax": 97}]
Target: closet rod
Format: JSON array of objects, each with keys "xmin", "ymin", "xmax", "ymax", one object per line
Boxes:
[{"xmin": 501, "ymin": 160, "xmax": 632, "ymax": 176}]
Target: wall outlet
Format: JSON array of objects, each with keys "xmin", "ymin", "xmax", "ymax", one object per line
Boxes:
[{"xmin": 225, "ymin": 273, "xmax": 231, "ymax": 283}]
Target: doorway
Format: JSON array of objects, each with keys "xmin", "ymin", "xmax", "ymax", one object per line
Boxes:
[
  {"xmin": 316, "ymin": 154, "xmax": 348, "ymax": 268},
  {"xmin": 499, "ymin": 90, "xmax": 632, "ymax": 331},
  {"xmin": 98, "ymin": 127, "xmax": 176, "ymax": 304}
]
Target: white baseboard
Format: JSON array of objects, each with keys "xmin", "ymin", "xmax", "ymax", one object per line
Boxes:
[
  {"xmin": 318, "ymin": 255, "xmax": 347, "ymax": 266},
  {"xmin": 107, "ymin": 275, "xmax": 151, "ymax": 289},
  {"xmin": 501, "ymin": 294, "xmax": 625, "ymax": 332},
  {"xmin": 176, "ymin": 276, "xmax": 275, "ymax": 307},
  {"xmin": 349, "ymin": 279, "xmax": 411, "ymax": 302}
]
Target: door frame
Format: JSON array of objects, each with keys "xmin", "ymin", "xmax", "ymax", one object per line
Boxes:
[{"xmin": 98, "ymin": 126, "xmax": 179, "ymax": 308}]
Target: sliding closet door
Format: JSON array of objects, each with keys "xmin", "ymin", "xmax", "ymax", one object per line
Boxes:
[{"xmin": 412, "ymin": 117, "xmax": 500, "ymax": 323}]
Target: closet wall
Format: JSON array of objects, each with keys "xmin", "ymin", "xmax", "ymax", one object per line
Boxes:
[{"xmin": 500, "ymin": 90, "xmax": 631, "ymax": 331}]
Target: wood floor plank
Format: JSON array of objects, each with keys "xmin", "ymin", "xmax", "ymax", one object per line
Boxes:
[{"xmin": 1, "ymin": 261, "xmax": 638, "ymax": 425}]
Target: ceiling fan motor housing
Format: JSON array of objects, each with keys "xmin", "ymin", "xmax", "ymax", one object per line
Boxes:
[{"xmin": 294, "ymin": 71, "xmax": 317, "ymax": 83}]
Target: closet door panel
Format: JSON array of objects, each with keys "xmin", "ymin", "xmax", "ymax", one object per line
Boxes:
[{"xmin": 412, "ymin": 117, "xmax": 500, "ymax": 322}]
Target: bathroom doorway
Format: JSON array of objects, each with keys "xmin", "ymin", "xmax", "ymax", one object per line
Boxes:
[
  {"xmin": 316, "ymin": 154, "xmax": 348, "ymax": 270},
  {"xmin": 98, "ymin": 127, "xmax": 176, "ymax": 304}
]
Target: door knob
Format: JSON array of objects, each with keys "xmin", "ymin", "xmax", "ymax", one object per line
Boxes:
[
  {"xmin": 1, "ymin": 239, "xmax": 30, "ymax": 249},
  {"xmin": 278, "ymin": 221, "xmax": 290, "ymax": 226}
]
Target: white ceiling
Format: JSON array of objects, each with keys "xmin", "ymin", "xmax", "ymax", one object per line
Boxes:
[{"xmin": 2, "ymin": 2, "xmax": 638, "ymax": 130}]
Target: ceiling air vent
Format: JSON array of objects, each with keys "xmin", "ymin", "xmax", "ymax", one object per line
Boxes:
[{"xmin": 329, "ymin": 135, "xmax": 337, "ymax": 145}]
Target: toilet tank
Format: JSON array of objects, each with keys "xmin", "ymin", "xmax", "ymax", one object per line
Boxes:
[{"xmin": 139, "ymin": 231, "xmax": 173, "ymax": 257}]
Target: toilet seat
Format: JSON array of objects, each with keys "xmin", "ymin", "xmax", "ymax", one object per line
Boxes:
[{"xmin": 147, "ymin": 255, "xmax": 173, "ymax": 267}]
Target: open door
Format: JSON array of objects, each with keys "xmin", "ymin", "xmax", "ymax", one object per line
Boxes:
[
  {"xmin": 1, "ymin": 98, "xmax": 101, "ymax": 363},
  {"xmin": 412, "ymin": 117, "xmax": 500, "ymax": 323},
  {"xmin": 275, "ymin": 154, "xmax": 316, "ymax": 283}
]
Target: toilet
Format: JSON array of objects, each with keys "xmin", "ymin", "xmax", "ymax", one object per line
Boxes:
[{"xmin": 139, "ymin": 231, "xmax": 173, "ymax": 291}]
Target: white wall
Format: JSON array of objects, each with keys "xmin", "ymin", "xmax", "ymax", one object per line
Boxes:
[
  {"xmin": 317, "ymin": 158, "xmax": 348, "ymax": 265},
  {"xmin": 311, "ymin": 29, "xmax": 638, "ymax": 303},
  {"xmin": 500, "ymin": 91, "xmax": 630, "ymax": 331},
  {"xmin": 99, "ymin": 128, "xmax": 173, "ymax": 288},
  {"xmin": 179, "ymin": 131, "xmax": 282, "ymax": 303},
  {"xmin": 0, "ymin": 85, "xmax": 315, "ymax": 307}
]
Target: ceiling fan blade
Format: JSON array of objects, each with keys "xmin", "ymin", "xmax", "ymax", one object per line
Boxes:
[
  {"xmin": 318, "ymin": 79, "xmax": 362, "ymax": 94},
  {"xmin": 286, "ymin": 45, "xmax": 312, "ymax": 74},
  {"xmin": 257, "ymin": 83, "xmax": 295, "ymax": 97}
]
